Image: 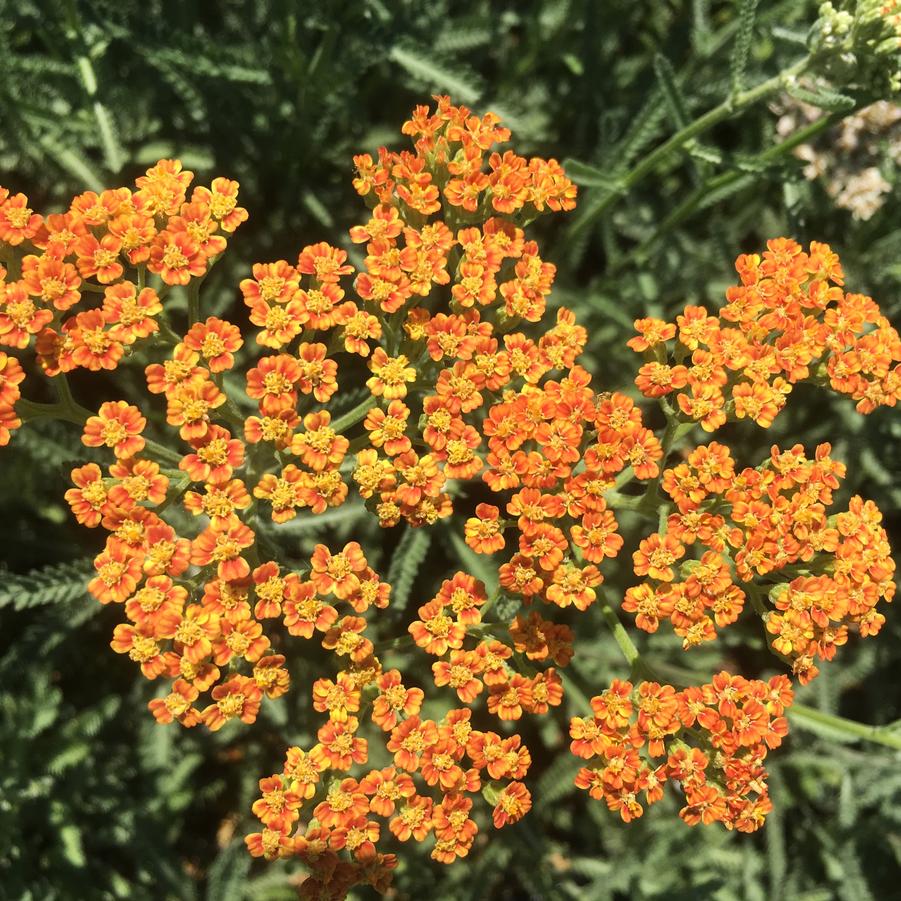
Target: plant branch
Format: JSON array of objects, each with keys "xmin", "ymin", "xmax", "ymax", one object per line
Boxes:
[{"xmin": 569, "ymin": 55, "xmax": 810, "ymax": 238}]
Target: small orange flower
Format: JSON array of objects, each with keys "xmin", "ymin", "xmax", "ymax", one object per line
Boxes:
[
  {"xmin": 408, "ymin": 599, "xmax": 466, "ymax": 656},
  {"xmin": 492, "ymin": 781, "xmax": 532, "ymax": 828},
  {"xmin": 251, "ymin": 774, "xmax": 302, "ymax": 832},
  {"xmin": 148, "ymin": 230, "xmax": 205, "ymax": 285},
  {"xmin": 310, "ymin": 541, "xmax": 368, "ymax": 599},
  {"xmin": 148, "ymin": 678, "xmax": 200, "ymax": 726},
  {"xmin": 632, "ymin": 532, "xmax": 686, "ymax": 582},
  {"xmin": 282, "ymin": 577, "xmax": 337, "ymax": 638},
  {"xmin": 311, "ymin": 716, "xmax": 368, "ymax": 770},
  {"xmin": 190, "ymin": 515, "xmax": 255, "ymax": 581},
  {"xmin": 372, "ymin": 670, "xmax": 424, "ymax": 732},
  {"xmin": 432, "ymin": 650, "xmax": 483, "ymax": 703},
  {"xmin": 183, "ymin": 317, "xmax": 243, "ymax": 371},
  {"xmin": 291, "ymin": 410, "xmax": 349, "ymax": 471},
  {"xmin": 65, "ymin": 463, "xmax": 110, "ymax": 527},
  {"xmin": 312, "ymin": 674, "xmax": 361, "ymax": 722},
  {"xmin": 82, "ymin": 401, "xmax": 146, "ymax": 460},
  {"xmin": 366, "ymin": 348, "xmax": 416, "ymax": 399},
  {"xmin": 201, "ymin": 675, "xmax": 262, "ymax": 731}
]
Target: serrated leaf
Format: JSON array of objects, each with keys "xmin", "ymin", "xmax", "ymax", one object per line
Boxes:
[
  {"xmin": 389, "ymin": 45, "xmax": 482, "ymax": 104},
  {"xmin": 386, "ymin": 526, "xmax": 431, "ymax": 615},
  {"xmin": 697, "ymin": 173, "xmax": 757, "ymax": 210},
  {"xmin": 536, "ymin": 753, "xmax": 582, "ymax": 805},
  {"xmin": 785, "ymin": 84, "xmax": 855, "ymax": 113},
  {"xmin": 0, "ymin": 559, "xmax": 94, "ymax": 611},
  {"xmin": 206, "ymin": 840, "xmax": 252, "ymax": 901},
  {"xmin": 731, "ymin": 0, "xmax": 759, "ymax": 96},
  {"xmin": 688, "ymin": 143, "xmax": 723, "ymax": 165},
  {"xmin": 612, "ymin": 89, "xmax": 666, "ymax": 170},
  {"xmin": 653, "ymin": 53, "xmax": 689, "ymax": 130},
  {"xmin": 561, "ymin": 158, "xmax": 624, "ymax": 190}
]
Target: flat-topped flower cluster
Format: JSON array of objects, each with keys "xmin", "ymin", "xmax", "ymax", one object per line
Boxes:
[{"xmin": 0, "ymin": 97, "xmax": 897, "ymax": 899}]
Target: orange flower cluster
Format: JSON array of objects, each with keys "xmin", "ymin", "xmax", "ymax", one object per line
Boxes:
[
  {"xmin": 631, "ymin": 238, "xmax": 901, "ymax": 430},
  {"xmin": 623, "ymin": 441, "xmax": 895, "ymax": 682},
  {"xmin": 0, "ymin": 164, "xmax": 246, "ymax": 412},
  {"xmin": 0, "ymin": 97, "xmax": 897, "ymax": 898},
  {"xmin": 244, "ymin": 555, "xmax": 540, "ymax": 893},
  {"xmin": 572, "ymin": 672, "xmax": 792, "ymax": 832}
]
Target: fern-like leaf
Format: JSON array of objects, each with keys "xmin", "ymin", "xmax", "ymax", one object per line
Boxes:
[
  {"xmin": 386, "ymin": 526, "xmax": 431, "ymax": 615},
  {"xmin": 0, "ymin": 558, "xmax": 94, "ymax": 611},
  {"xmin": 730, "ymin": 0, "xmax": 759, "ymax": 96},
  {"xmin": 389, "ymin": 44, "xmax": 483, "ymax": 104}
]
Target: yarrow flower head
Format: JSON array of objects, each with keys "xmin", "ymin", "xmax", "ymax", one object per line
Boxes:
[{"xmin": 0, "ymin": 97, "xmax": 897, "ymax": 899}]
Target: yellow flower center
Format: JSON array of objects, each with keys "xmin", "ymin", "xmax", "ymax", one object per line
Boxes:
[
  {"xmin": 129, "ymin": 635, "xmax": 159, "ymax": 662},
  {"xmin": 217, "ymin": 692, "xmax": 245, "ymax": 718},
  {"xmin": 226, "ymin": 631, "xmax": 251, "ymax": 655},
  {"xmin": 263, "ymin": 372, "xmax": 291, "ymax": 395},
  {"xmin": 84, "ymin": 328, "xmax": 112, "ymax": 355},
  {"xmin": 5, "ymin": 206, "xmax": 32, "ymax": 228},
  {"xmin": 383, "ymin": 685, "xmax": 408, "ymax": 709},
  {"xmin": 136, "ymin": 587, "xmax": 165, "ymax": 611},
  {"xmin": 199, "ymin": 438, "xmax": 228, "ymax": 464},
  {"xmin": 258, "ymin": 276, "xmax": 286, "ymax": 302},
  {"xmin": 175, "ymin": 620, "xmax": 203, "ymax": 645},
  {"xmin": 94, "ymin": 248, "xmax": 119, "ymax": 269},
  {"xmin": 210, "ymin": 192, "xmax": 235, "ymax": 219},
  {"xmin": 162, "ymin": 243, "xmax": 188, "ymax": 270},
  {"xmin": 165, "ymin": 692, "xmax": 190, "ymax": 716},
  {"xmin": 101, "ymin": 421, "xmax": 128, "ymax": 447},
  {"xmin": 201, "ymin": 333, "xmax": 226, "ymax": 358},
  {"xmin": 81, "ymin": 481, "xmax": 107, "ymax": 506}
]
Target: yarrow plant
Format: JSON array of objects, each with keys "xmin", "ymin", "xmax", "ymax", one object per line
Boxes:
[{"xmin": 0, "ymin": 95, "xmax": 898, "ymax": 897}]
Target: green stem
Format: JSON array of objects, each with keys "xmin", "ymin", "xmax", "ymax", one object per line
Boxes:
[
  {"xmin": 615, "ymin": 109, "xmax": 848, "ymax": 271},
  {"xmin": 154, "ymin": 475, "xmax": 191, "ymax": 515},
  {"xmin": 557, "ymin": 668, "xmax": 594, "ymax": 715},
  {"xmin": 157, "ymin": 319, "xmax": 183, "ymax": 345},
  {"xmin": 597, "ymin": 592, "xmax": 643, "ymax": 673},
  {"xmin": 17, "ymin": 396, "xmax": 183, "ymax": 466},
  {"xmin": 570, "ymin": 55, "xmax": 810, "ymax": 236},
  {"xmin": 788, "ymin": 704, "xmax": 901, "ymax": 752},
  {"xmin": 331, "ymin": 395, "xmax": 378, "ymax": 433},
  {"xmin": 187, "ymin": 278, "xmax": 202, "ymax": 326},
  {"xmin": 53, "ymin": 372, "xmax": 78, "ymax": 410}
]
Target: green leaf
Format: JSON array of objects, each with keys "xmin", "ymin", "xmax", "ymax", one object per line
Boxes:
[
  {"xmin": 536, "ymin": 753, "xmax": 582, "ymax": 805},
  {"xmin": 0, "ymin": 559, "xmax": 94, "ymax": 611},
  {"xmin": 785, "ymin": 84, "xmax": 856, "ymax": 112},
  {"xmin": 59, "ymin": 824, "xmax": 86, "ymax": 868},
  {"xmin": 386, "ymin": 526, "xmax": 432, "ymax": 615},
  {"xmin": 688, "ymin": 143, "xmax": 723, "ymax": 165},
  {"xmin": 611, "ymin": 88, "xmax": 666, "ymax": 170},
  {"xmin": 561, "ymin": 158, "xmax": 623, "ymax": 190},
  {"xmin": 653, "ymin": 53, "xmax": 689, "ymax": 130},
  {"xmin": 206, "ymin": 840, "xmax": 252, "ymax": 901},
  {"xmin": 389, "ymin": 44, "xmax": 482, "ymax": 104},
  {"xmin": 730, "ymin": 0, "xmax": 759, "ymax": 96},
  {"xmin": 692, "ymin": 0, "xmax": 714, "ymax": 55}
]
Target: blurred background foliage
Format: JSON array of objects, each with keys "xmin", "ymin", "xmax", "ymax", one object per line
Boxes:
[{"xmin": 1, "ymin": 0, "xmax": 899, "ymax": 898}]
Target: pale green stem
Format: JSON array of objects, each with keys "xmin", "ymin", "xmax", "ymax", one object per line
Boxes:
[
  {"xmin": 331, "ymin": 396, "xmax": 378, "ymax": 433},
  {"xmin": 785, "ymin": 704, "xmax": 901, "ymax": 752},
  {"xmin": 572, "ymin": 56, "xmax": 811, "ymax": 234}
]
